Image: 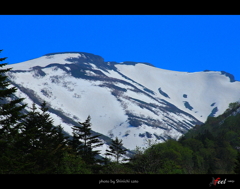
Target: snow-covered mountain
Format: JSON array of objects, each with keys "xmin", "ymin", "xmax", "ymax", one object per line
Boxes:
[{"xmin": 4, "ymin": 52, "xmax": 240, "ymax": 154}]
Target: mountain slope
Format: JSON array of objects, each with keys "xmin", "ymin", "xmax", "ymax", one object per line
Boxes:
[{"xmin": 4, "ymin": 52, "xmax": 240, "ymax": 153}]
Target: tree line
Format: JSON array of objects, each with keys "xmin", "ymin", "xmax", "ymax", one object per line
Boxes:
[
  {"xmin": 0, "ymin": 50, "xmax": 128, "ymax": 174},
  {"xmin": 1, "ymin": 49, "xmax": 240, "ymax": 174}
]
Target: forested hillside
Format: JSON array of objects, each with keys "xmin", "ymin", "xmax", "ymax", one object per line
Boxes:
[{"xmin": 126, "ymin": 101, "xmax": 240, "ymax": 174}]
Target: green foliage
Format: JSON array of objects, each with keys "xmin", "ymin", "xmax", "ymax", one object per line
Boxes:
[
  {"xmin": 14, "ymin": 102, "xmax": 69, "ymax": 173},
  {"xmin": 70, "ymin": 115, "xmax": 103, "ymax": 166},
  {"xmin": 234, "ymin": 151, "xmax": 240, "ymax": 174},
  {"xmin": 105, "ymin": 137, "xmax": 127, "ymax": 163},
  {"xmin": 0, "ymin": 50, "xmax": 27, "ymax": 173},
  {"xmin": 127, "ymin": 100, "xmax": 240, "ymax": 174},
  {"xmin": 228, "ymin": 101, "xmax": 240, "ymax": 111},
  {"xmin": 129, "ymin": 139, "xmax": 192, "ymax": 174},
  {"xmin": 129, "ymin": 144, "xmax": 162, "ymax": 173},
  {"xmin": 181, "ymin": 138, "xmax": 204, "ymax": 151},
  {"xmin": 156, "ymin": 160, "xmax": 183, "ymax": 174},
  {"xmin": 57, "ymin": 150, "xmax": 92, "ymax": 174}
]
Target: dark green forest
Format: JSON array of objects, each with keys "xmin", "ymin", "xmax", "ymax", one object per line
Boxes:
[{"xmin": 1, "ymin": 50, "xmax": 240, "ymax": 174}]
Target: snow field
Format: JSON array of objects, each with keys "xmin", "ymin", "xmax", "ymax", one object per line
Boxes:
[
  {"xmin": 5, "ymin": 53, "xmax": 240, "ymax": 154},
  {"xmin": 10, "ymin": 66, "xmax": 129, "ymax": 138},
  {"xmin": 6, "ymin": 53, "xmax": 83, "ymax": 70},
  {"xmin": 116, "ymin": 64, "xmax": 240, "ymax": 122}
]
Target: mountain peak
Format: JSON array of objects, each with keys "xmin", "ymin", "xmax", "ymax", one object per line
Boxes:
[
  {"xmin": 5, "ymin": 51, "xmax": 240, "ymax": 152},
  {"xmin": 44, "ymin": 52, "xmax": 104, "ymax": 63}
]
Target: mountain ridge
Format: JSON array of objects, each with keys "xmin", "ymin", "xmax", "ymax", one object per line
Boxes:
[{"xmin": 5, "ymin": 52, "xmax": 240, "ymax": 153}]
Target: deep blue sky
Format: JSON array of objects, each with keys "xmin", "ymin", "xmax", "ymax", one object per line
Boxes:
[{"xmin": 1, "ymin": 15, "xmax": 240, "ymax": 81}]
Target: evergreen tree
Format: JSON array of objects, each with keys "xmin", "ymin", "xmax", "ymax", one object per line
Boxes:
[
  {"xmin": 16, "ymin": 102, "xmax": 68, "ymax": 173},
  {"xmin": 105, "ymin": 137, "xmax": 127, "ymax": 163},
  {"xmin": 0, "ymin": 50, "xmax": 27, "ymax": 173},
  {"xmin": 0, "ymin": 50, "xmax": 26, "ymax": 130},
  {"xmin": 70, "ymin": 115, "xmax": 103, "ymax": 165},
  {"xmin": 234, "ymin": 151, "xmax": 240, "ymax": 174}
]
